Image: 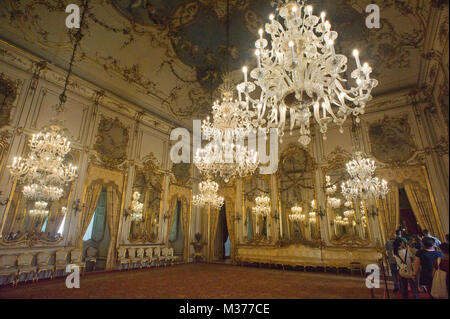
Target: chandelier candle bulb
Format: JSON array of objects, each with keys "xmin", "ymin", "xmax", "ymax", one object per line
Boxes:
[
  {"xmin": 353, "ymin": 49, "xmax": 361, "ymax": 69},
  {"xmin": 258, "ymin": 28, "xmax": 263, "ymax": 41},
  {"xmin": 243, "ymin": 66, "xmax": 248, "ymax": 83},
  {"xmin": 320, "ymin": 12, "xmax": 326, "ymax": 23}
]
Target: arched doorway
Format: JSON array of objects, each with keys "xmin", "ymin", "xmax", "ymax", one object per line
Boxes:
[
  {"xmin": 169, "ymin": 200, "xmax": 184, "ymax": 257},
  {"xmin": 398, "ymin": 188, "xmax": 421, "ymax": 235},
  {"xmin": 213, "ymin": 204, "xmax": 229, "ymax": 262}
]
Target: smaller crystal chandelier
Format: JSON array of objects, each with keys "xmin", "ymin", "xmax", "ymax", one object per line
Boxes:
[
  {"xmin": 29, "ymin": 201, "xmax": 49, "ymax": 218},
  {"xmin": 327, "ymin": 197, "xmax": 342, "ymax": 209},
  {"xmin": 193, "ymin": 179, "xmax": 224, "ymax": 209},
  {"xmin": 252, "ymin": 195, "xmax": 271, "ymax": 217},
  {"xmin": 289, "ymin": 204, "xmax": 305, "ymax": 222},
  {"xmin": 343, "ymin": 209, "xmax": 355, "ymax": 218},
  {"xmin": 194, "ymin": 77, "xmax": 259, "ymax": 183},
  {"xmin": 341, "ymin": 152, "xmax": 388, "ymax": 201},
  {"xmin": 130, "ymin": 191, "xmax": 144, "ymax": 222},
  {"xmin": 325, "ymin": 176, "xmax": 337, "ymax": 195}
]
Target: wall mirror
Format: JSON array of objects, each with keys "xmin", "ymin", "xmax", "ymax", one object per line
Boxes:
[
  {"xmin": 0, "ymin": 149, "xmax": 77, "ymax": 246},
  {"xmin": 278, "ymin": 144, "xmax": 319, "ymax": 244},
  {"xmin": 324, "ymin": 150, "xmax": 370, "ymax": 245},
  {"xmin": 129, "ymin": 158, "xmax": 163, "ymax": 243},
  {"xmin": 242, "ymin": 174, "xmax": 271, "ymax": 244}
]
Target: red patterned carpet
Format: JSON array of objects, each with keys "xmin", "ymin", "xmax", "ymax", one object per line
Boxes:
[{"xmin": 0, "ymin": 263, "xmax": 378, "ymax": 299}]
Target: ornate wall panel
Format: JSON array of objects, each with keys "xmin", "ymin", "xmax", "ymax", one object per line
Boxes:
[{"xmin": 29, "ymin": 86, "xmax": 90, "ymax": 145}]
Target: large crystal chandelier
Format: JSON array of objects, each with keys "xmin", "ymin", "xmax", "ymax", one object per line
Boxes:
[
  {"xmin": 192, "ymin": 179, "xmax": 224, "ymax": 209},
  {"xmin": 9, "ymin": 125, "xmax": 78, "ymax": 203},
  {"xmin": 341, "ymin": 152, "xmax": 388, "ymax": 201},
  {"xmin": 130, "ymin": 191, "xmax": 144, "ymax": 222},
  {"xmin": 237, "ymin": 0, "xmax": 378, "ymax": 146},
  {"xmin": 195, "ymin": 78, "xmax": 259, "ymax": 183},
  {"xmin": 252, "ymin": 195, "xmax": 271, "ymax": 217}
]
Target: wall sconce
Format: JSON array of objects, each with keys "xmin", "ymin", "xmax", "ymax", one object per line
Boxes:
[
  {"xmin": 163, "ymin": 211, "xmax": 169, "ymax": 222},
  {"xmin": 0, "ymin": 191, "xmax": 9, "ymax": 206},
  {"xmin": 123, "ymin": 208, "xmax": 130, "ymax": 219},
  {"xmin": 233, "ymin": 213, "xmax": 241, "ymax": 223},
  {"xmin": 317, "ymin": 207, "xmax": 326, "ymax": 219},
  {"xmin": 270, "ymin": 211, "xmax": 279, "ymax": 220},
  {"xmin": 71, "ymin": 199, "xmax": 84, "ymax": 215}
]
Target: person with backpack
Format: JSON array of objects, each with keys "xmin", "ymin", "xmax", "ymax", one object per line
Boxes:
[
  {"xmin": 414, "ymin": 237, "xmax": 444, "ymax": 297},
  {"xmin": 393, "ymin": 238, "xmax": 418, "ymax": 299}
]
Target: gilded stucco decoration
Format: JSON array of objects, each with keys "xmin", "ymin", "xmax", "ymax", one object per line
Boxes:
[
  {"xmin": 170, "ymin": 162, "xmax": 191, "ymax": 187},
  {"xmin": 93, "ymin": 116, "xmax": 129, "ymax": 170},
  {"xmin": 0, "ymin": 73, "xmax": 18, "ymax": 128},
  {"xmin": 368, "ymin": 115, "xmax": 417, "ymax": 165},
  {"xmin": 0, "ymin": 0, "xmax": 434, "ymax": 122},
  {"xmin": 0, "ymin": 130, "xmax": 12, "ymax": 170}
]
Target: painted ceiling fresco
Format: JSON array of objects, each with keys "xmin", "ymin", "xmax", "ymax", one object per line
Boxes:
[
  {"xmin": 0, "ymin": 0, "xmax": 434, "ymax": 125},
  {"xmin": 113, "ymin": 0, "xmax": 366, "ymax": 90}
]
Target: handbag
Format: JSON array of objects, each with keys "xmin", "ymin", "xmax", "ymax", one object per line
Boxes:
[
  {"xmin": 431, "ymin": 258, "xmax": 449, "ymax": 299},
  {"xmin": 397, "ymin": 250, "xmax": 414, "ymax": 279}
]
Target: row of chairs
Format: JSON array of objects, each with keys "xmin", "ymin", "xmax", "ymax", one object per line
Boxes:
[
  {"xmin": 0, "ymin": 249, "xmax": 85, "ymax": 287},
  {"xmin": 117, "ymin": 246, "xmax": 179, "ymax": 269}
]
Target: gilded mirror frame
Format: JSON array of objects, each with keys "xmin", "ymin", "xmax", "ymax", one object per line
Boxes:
[
  {"xmin": 276, "ymin": 144, "xmax": 319, "ymax": 246},
  {"xmin": 322, "ymin": 147, "xmax": 372, "ymax": 247},
  {"xmin": 128, "ymin": 156, "xmax": 164, "ymax": 243}
]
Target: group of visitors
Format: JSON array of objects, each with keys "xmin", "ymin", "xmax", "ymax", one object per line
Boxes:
[{"xmin": 385, "ymin": 230, "xmax": 449, "ymax": 299}]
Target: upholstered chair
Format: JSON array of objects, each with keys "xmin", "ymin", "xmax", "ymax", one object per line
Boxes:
[
  {"xmin": 85, "ymin": 247, "xmax": 98, "ymax": 271},
  {"xmin": 127, "ymin": 247, "xmax": 140, "ymax": 269},
  {"xmin": 36, "ymin": 251, "xmax": 53, "ymax": 281},
  {"xmin": 161, "ymin": 247, "xmax": 169, "ymax": 266},
  {"xmin": 54, "ymin": 249, "xmax": 69, "ymax": 277},
  {"xmin": 168, "ymin": 248, "xmax": 179, "ymax": 266},
  {"xmin": 144, "ymin": 247, "xmax": 153, "ymax": 268},
  {"xmin": 70, "ymin": 248, "xmax": 86, "ymax": 274},
  {"xmin": 0, "ymin": 254, "xmax": 17, "ymax": 287},
  {"xmin": 17, "ymin": 253, "xmax": 37, "ymax": 284},
  {"xmin": 136, "ymin": 248, "xmax": 147, "ymax": 268},
  {"xmin": 153, "ymin": 247, "xmax": 161, "ymax": 267},
  {"xmin": 117, "ymin": 247, "xmax": 130, "ymax": 270}
]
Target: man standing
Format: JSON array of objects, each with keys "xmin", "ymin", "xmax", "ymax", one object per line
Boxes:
[
  {"xmin": 386, "ymin": 230, "xmax": 402, "ymax": 292},
  {"xmin": 423, "ymin": 229, "xmax": 441, "ymax": 247}
]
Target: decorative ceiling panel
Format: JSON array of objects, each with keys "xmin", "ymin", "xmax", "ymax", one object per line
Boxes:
[{"xmin": 0, "ymin": 0, "xmax": 434, "ymax": 127}]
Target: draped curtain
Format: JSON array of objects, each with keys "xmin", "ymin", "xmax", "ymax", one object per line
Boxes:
[
  {"xmin": 224, "ymin": 199, "xmax": 235, "ymax": 262},
  {"xmin": 209, "ymin": 207, "xmax": 220, "ymax": 262},
  {"xmin": 77, "ymin": 183, "xmax": 103, "ymax": 248},
  {"xmin": 405, "ymin": 183, "xmax": 443, "ymax": 240},
  {"xmin": 105, "ymin": 185, "xmax": 121, "ymax": 270},
  {"xmin": 180, "ymin": 198, "xmax": 190, "ymax": 261},
  {"xmin": 167, "ymin": 197, "xmax": 178, "ymax": 244},
  {"xmin": 376, "ymin": 184, "xmax": 400, "ymax": 243}
]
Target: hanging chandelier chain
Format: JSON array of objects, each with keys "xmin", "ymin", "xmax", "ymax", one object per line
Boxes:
[{"xmin": 57, "ymin": 0, "xmax": 89, "ymax": 111}]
